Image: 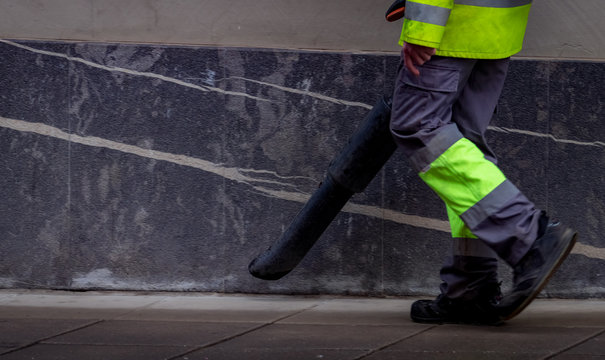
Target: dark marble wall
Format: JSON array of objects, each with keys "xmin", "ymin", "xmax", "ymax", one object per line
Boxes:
[{"xmin": 0, "ymin": 40, "xmax": 603, "ymax": 298}]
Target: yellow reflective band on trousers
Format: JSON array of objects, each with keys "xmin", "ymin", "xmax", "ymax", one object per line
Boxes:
[
  {"xmin": 418, "ymin": 138, "xmax": 507, "ymax": 220},
  {"xmin": 400, "ymin": 0, "xmax": 532, "ymax": 59},
  {"xmin": 447, "ymin": 205, "xmax": 477, "ymax": 239}
]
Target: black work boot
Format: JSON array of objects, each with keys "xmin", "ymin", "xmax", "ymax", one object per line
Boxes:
[
  {"xmin": 410, "ymin": 283, "xmax": 503, "ymax": 325},
  {"xmin": 498, "ymin": 218, "xmax": 577, "ymax": 321}
]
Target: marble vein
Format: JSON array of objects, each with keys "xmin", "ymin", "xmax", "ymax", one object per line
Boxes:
[
  {"xmin": 1, "ymin": 115, "xmax": 603, "ymax": 261},
  {"xmin": 2, "ymin": 40, "xmax": 605, "ymax": 263},
  {"xmin": 0, "ymin": 39, "xmax": 269, "ymax": 103},
  {"xmin": 489, "ymin": 126, "xmax": 605, "ymax": 148},
  {"xmin": 0, "ymin": 115, "xmax": 447, "ymax": 233},
  {"xmin": 3, "ymin": 39, "xmax": 604, "ymax": 151},
  {"xmin": 573, "ymin": 242, "xmax": 605, "ymax": 261},
  {"xmin": 217, "ymin": 77, "xmax": 374, "ymax": 109},
  {"xmin": 220, "ymin": 77, "xmax": 605, "ymax": 149},
  {"xmin": 0, "ymin": 116, "xmax": 295, "ymax": 189}
]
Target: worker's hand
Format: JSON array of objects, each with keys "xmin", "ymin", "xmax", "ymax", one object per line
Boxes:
[{"xmin": 403, "ymin": 42, "xmax": 436, "ymax": 76}]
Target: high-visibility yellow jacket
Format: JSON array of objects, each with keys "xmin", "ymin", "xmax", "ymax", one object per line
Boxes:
[{"xmin": 400, "ymin": 0, "xmax": 532, "ymax": 59}]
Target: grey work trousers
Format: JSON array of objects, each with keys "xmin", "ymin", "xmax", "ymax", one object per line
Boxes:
[{"xmin": 390, "ymin": 56, "xmax": 543, "ymax": 300}]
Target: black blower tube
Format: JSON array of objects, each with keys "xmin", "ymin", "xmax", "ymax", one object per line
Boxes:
[{"xmin": 248, "ymin": 96, "xmax": 396, "ymax": 280}]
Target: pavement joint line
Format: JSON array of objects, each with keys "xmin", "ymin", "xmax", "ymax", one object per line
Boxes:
[
  {"xmin": 540, "ymin": 327, "xmax": 605, "ymax": 360},
  {"xmin": 112, "ymin": 295, "xmax": 174, "ymax": 321},
  {"xmin": 352, "ymin": 325, "xmax": 438, "ymax": 360},
  {"xmin": 164, "ymin": 303, "xmax": 322, "ymax": 360},
  {"xmin": 0, "ymin": 319, "xmax": 104, "ymax": 357}
]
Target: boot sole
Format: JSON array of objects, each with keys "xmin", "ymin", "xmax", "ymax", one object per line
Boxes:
[
  {"xmin": 411, "ymin": 316, "xmax": 503, "ymax": 326},
  {"xmin": 411, "ymin": 300, "xmax": 503, "ymax": 326},
  {"xmin": 501, "ymin": 229, "xmax": 578, "ymax": 321}
]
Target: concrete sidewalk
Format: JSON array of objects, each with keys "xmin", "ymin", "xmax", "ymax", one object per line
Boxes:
[{"xmin": 0, "ymin": 290, "xmax": 603, "ymax": 360}]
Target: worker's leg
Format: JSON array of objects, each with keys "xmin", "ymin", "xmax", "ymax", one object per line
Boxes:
[
  {"xmin": 393, "ymin": 56, "xmax": 576, "ymax": 323},
  {"xmin": 440, "ymin": 205, "xmax": 500, "ymax": 301},
  {"xmin": 439, "ymin": 58, "xmax": 508, "ymax": 301},
  {"xmin": 390, "ymin": 56, "xmax": 542, "ymax": 267}
]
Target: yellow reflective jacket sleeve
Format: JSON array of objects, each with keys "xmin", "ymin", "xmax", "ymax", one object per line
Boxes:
[
  {"xmin": 401, "ymin": 0, "xmax": 454, "ymax": 49},
  {"xmin": 399, "ymin": 0, "xmax": 532, "ymax": 59}
]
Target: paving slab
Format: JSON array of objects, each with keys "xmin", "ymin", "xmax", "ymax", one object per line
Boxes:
[
  {"xmin": 179, "ymin": 322, "xmax": 430, "ymax": 360},
  {"xmin": 44, "ymin": 320, "xmax": 259, "ymax": 347},
  {"xmin": 0, "ymin": 291, "xmax": 603, "ymax": 360},
  {"xmin": 0, "ymin": 319, "xmax": 96, "ymax": 353},
  {"xmin": 0, "ymin": 344, "xmax": 192, "ymax": 360},
  {"xmin": 180, "ymin": 347, "xmax": 364, "ymax": 360},
  {"xmin": 116, "ymin": 293, "xmax": 322, "ymax": 323},
  {"xmin": 553, "ymin": 330, "xmax": 605, "ymax": 358},
  {"xmin": 0, "ymin": 290, "xmax": 167, "ymax": 319},
  {"xmin": 279, "ymin": 297, "xmax": 414, "ymax": 325},
  {"xmin": 508, "ymin": 299, "xmax": 605, "ymax": 328},
  {"xmin": 364, "ymin": 324, "xmax": 602, "ymax": 360}
]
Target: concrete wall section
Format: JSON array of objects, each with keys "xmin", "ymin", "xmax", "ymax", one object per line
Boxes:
[
  {"xmin": 1, "ymin": 0, "xmax": 605, "ymax": 59},
  {"xmin": 525, "ymin": 1, "xmax": 605, "ymax": 59},
  {"xmin": 0, "ymin": 40, "xmax": 604, "ymax": 297},
  {"xmin": 0, "ymin": 0, "xmax": 400, "ymax": 52}
]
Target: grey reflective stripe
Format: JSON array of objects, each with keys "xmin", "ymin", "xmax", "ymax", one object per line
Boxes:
[
  {"xmin": 460, "ymin": 179, "xmax": 520, "ymax": 229},
  {"xmin": 405, "ymin": 1, "xmax": 451, "ymax": 27},
  {"xmin": 455, "ymin": 0, "xmax": 532, "ymax": 8},
  {"xmin": 410, "ymin": 124, "xmax": 462, "ymax": 173},
  {"xmin": 452, "ymin": 238, "xmax": 497, "ymax": 258}
]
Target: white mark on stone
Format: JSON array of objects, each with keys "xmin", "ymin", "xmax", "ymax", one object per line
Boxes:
[
  {"xmin": 72, "ymin": 268, "xmax": 118, "ymax": 288},
  {"xmin": 2, "ymin": 115, "xmax": 605, "ymax": 262},
  {"xmin": 134, "ymin": 207, "xmax": 152, "ymax": 233},
  {"xmin": 572, "ymin": 242, "xmax": 605, "ymax": 261},
  {"xmin": 343, "ymin": 202, "xmax": 452, "ymax": 233},
  {"xmin": 1, "ymin": 115, "xmax": 446, "ymax": 234},
  {"xmin": 0, "ymin": 40, "xmax": 269, "ymax": 103},
  {"xmin": 5, "ymin": 39, "xmax": 605, "ymax": 152},
  {"xmin": 300, "ymin": 78, "xmax": 312, "ymax": 92},
  {"xmin": 211, "ymin": 76, "xmax": 605, "ymax": 149},
  {"xmin": 217, "ymin": 76, "xmax": 374, "ymax": 110},
  {"xmin": 98, "ymin": 166, "xmax": 111, "ymax": 202},
  {"xmin": 203, "ymin": 69, "xmax": 216, "ymax": 86},
  {"xmin": 0, "ymin": 116, "xmax": 300, "ymax": 190},
  {"xmin": 4, "ymin": 40, "xmax": 604, "ymax": 150},
  {"xmin": 2, "ymin": 40, "xmax": 605, "ymax": 262},
  {"xmin": 0, "ymin": 278, "xmax": 16, "ymax": 288},
  {"xmin": 71, "ymin": 268, "xmax": 218, "ymax": 291},
  {"xmin": 488, "ymin": 126, "xmax": 605, "ymax": 149}
]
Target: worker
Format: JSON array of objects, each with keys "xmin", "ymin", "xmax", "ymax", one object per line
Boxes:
[{"xmin": 390, "ymin": 0, "xmax": 578, "ymax": 324}]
